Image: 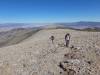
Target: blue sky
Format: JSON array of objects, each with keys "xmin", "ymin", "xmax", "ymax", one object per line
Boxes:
[{"xmin": 0, "ymin": 0, "xmax": 100, "ymax": 23}]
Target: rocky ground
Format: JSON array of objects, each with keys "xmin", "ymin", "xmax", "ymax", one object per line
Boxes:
[{"xmin": 0, "ymin": 29, "xmax": 100, "ymax": 75}]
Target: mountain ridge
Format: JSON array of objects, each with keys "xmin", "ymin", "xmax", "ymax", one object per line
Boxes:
[{"xmin": 0, "ymin": 21, "xmax": 100, "ymax": 29}]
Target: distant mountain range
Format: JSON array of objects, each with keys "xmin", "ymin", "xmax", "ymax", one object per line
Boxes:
[
  {"xmin": 56, "ymin": 21, "xmax": 100, "ymax": 29},
  {"xmin": 0, "ymin": 21, "xmax": 100, "ymax": 29}
]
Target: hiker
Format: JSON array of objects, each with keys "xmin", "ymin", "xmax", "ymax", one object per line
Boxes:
[
  {"xmin": 50, "ymin": 36, "xmax": 55, "ymax": 43},
  {"xmin": 65, "ymin": 33, "xmax": 70, "ymax": 47}
]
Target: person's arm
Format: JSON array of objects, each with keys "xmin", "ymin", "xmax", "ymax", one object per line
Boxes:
[
  {"xmin": 69, "ymin": 35, "xmax": 71, "ymax": 40},
  {"xmin": 65, "ymin": 35, "xmax": 67, "ymax": 40}
]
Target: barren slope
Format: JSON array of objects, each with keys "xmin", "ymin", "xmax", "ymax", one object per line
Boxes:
[
  {"xmin": 0, "ymin": 29, "xmax": 100, "ymax": 75},
  {"xmin": 0, "ymin": 28, "xmax": 39, "ymax": 47}
]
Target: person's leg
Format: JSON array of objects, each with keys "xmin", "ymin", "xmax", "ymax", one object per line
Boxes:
[
  {"xmin": 52, "ymin": 39, "xmax": 54, "ymax": 44},
  {"xmin": 67, "ymin": 40, "xmax": 70, "ymax": 47},
  {"xmin": 66, "ymin": 40, "xmax": 69, "ymax": 47},
  {"xmin": 66, "ymin": 41, "xmax": 68, "ymax": 47}
]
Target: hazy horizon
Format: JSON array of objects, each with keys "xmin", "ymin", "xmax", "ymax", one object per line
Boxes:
[{"xmin": 1, "ymin": 20, "xmax": 100, "ymax": 24}]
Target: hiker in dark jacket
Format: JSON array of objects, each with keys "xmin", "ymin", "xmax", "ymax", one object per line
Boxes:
[
  {"xmin": 65, "ymin": 33, "xmax": 70, "ymax": 47},
  {"xmin": 50, "ymin": 36, "xmax": 55, "ymax": 43}
]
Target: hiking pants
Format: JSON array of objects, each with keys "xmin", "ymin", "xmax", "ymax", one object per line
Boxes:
[{"xmin": 66, "ymin": 40, "xmax": 69, "ymax": 47}]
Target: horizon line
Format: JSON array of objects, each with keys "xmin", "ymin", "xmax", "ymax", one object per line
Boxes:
[{"xmin": 0, "ymin": 21, "xmax": 100, "ymax": 24}]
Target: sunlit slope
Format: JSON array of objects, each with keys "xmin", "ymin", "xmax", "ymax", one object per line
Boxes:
[{"xmin": 0, "ymin": 29, "xmax": 100, "ymax": 75}]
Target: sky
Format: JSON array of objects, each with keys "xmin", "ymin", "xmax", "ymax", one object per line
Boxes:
[{"xmin": 0, "ymin": 0, "xmax": 100, "ymax": 23}]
